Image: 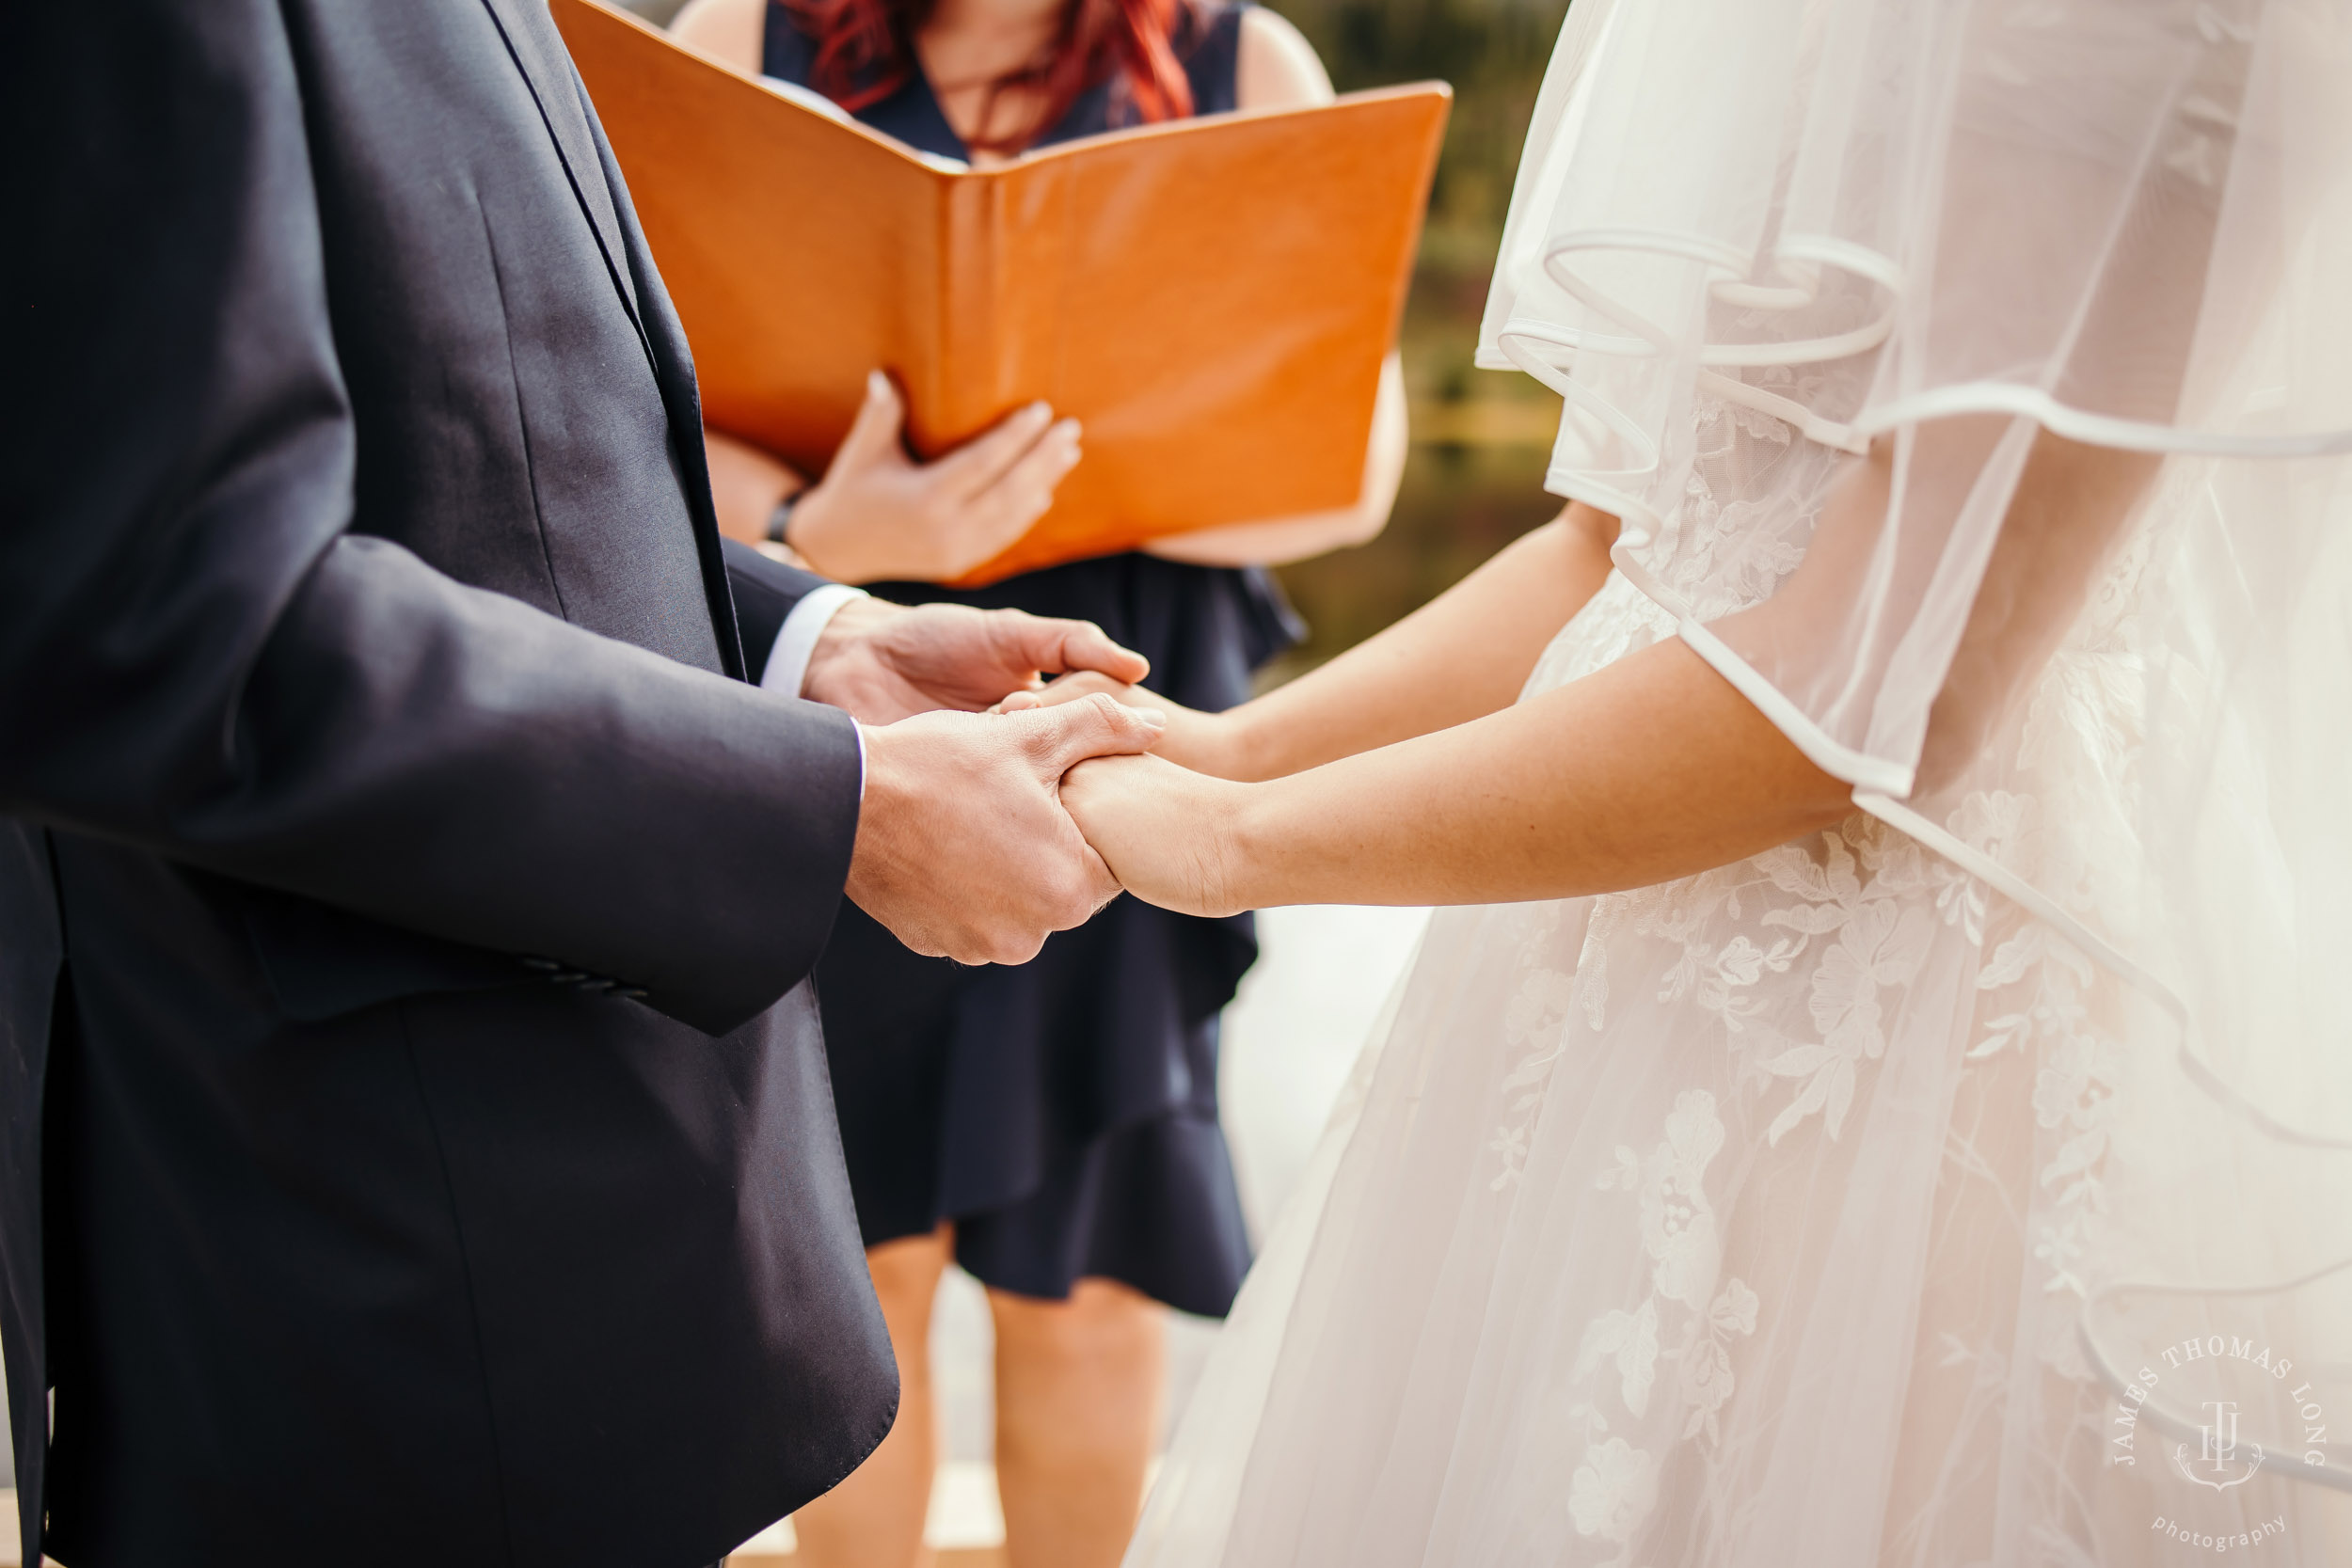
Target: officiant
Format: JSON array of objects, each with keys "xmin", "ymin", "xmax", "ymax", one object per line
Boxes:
[{"xmin": 668, "ymin": 0, "xmax": 1407, "ymax": 1560}]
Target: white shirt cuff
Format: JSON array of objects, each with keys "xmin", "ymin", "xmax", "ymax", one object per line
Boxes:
[
  {"xmin": 761, "ymin": 582, "xmax": 868, "ymax": 697},
  {"xmin": 762, "ymin": 582, "xmax": 871, "ymax": 797}
]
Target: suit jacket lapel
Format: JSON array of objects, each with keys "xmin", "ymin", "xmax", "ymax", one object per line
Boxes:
[
  {"xmin": 585, "ymin": 108, "xmax": 755, "ymax": 682},
  {"xmin": 477, "ymin": 0, "xmax": 649, "ymax": 346},
  {"xmin": 473, "ymin": 0, "xmax": 751, "ymax": 679}
]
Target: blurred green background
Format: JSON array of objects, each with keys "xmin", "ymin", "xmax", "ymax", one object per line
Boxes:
[
  {"xmin": 1261, "ymin": 0, "xmax": 1571, "ymax": 676},
  {"xmin": 1253, "ymin": 0, "xmax": 1568, "ymax": 681},
  {"xmin": 624, "ymin": 0, "xmax": 1573, "ymax": 678}
]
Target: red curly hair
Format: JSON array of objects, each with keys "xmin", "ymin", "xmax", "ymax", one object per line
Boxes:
[{"xmin": 784, "ymin": 0, "xmax": 1198, "ymax": 153}]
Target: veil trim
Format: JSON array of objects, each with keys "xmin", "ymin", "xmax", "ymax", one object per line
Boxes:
[
  {"xmin": 1860, "ymin": 784, "xmax": 2352, "ymax": 1491},
  {"xmin": 1603, "ymin": 550, "xmax": 2352, "ymax": 1165},
  {"xmin": 1535, "ymin": 232, "xmax": 1902, "ymax": 368},
  {"xmin": 1854, "ymin": 790, "xmax": 2352, "ymax": 1158},
  {"xmin": 1610, "ymin": 546, "xmax": 1917, "ymax": 796},
  {"xmin": 1615, "ymin": 516, "xmax": 2352, "ymax": 1254},
  {"xmin": 1488, "ymin": 208, "xmax": 2352, "ymax": 464},
  {"xmin": 1853, "ymin": 382, "xmax": 2352, "ymax": 459}
]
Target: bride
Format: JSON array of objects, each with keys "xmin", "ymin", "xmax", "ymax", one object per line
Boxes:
[{"xmin": 1009, "ymin": 0, "xmax": 2352, "ymax": 1561}]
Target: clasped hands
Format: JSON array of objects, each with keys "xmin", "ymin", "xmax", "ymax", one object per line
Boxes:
[{"xmin": 807, "ymin": 595, "xmax": 1234, "ymax": 968}]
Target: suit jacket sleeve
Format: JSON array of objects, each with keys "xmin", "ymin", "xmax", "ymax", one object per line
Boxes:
[
  {"xmin": 1, "ymin": 0, "xmax": 858, "ymax": 1037},
  {"xmin": 723, "ymin": 539, "xmax": 839, "ymax": 687}
]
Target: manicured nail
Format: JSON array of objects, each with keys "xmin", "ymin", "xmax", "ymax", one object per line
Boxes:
[{"xmin": 1134, "ymin": 707, "xmax": 1169, "ymax": 728}]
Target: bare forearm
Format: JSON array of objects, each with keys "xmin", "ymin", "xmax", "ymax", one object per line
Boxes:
[
  {"xmin": 1223, "ymin": 506, "xmax": 1615, "ymax": 780},
  {"xmin": 1216, "ymin": 429, "xmax": 2155, "ymax": 905},
  {"xmin": 1213, "ymin": 636, "xmax": 1849, "ymax": 909},
  {"xmin": 1074, "ymin": 425, "xmax": 2165, "ymax": 918}
]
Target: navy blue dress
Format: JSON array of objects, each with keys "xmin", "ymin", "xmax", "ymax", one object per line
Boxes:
[{"xmin": 766, "ymin": 2, "xmax": 1294, "ymax": 1317}]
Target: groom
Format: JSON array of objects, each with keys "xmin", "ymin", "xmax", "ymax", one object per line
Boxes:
[{"xmin": 0, "ymin": 1, "xmax": 1159, "ymax": 1564}]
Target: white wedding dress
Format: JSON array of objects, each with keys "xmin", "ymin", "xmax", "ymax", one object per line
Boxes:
[{"xmin": 1130, "ymin": 0, "xmax": 2352, "ymax": 1563}]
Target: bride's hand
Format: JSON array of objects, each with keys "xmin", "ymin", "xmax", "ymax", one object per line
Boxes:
[
  {"xmin": 1060, "ymin": 752, "xmax": 1251, "ymax": 918},
  {"xmin": 998, "ymin": 673, "xmax": 1253, "ymax": 779}
]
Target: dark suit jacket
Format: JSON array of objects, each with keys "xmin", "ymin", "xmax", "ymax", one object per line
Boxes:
[{"xmin": 0, "ymin": 1, "xmax": 898, "ymax": 1563}]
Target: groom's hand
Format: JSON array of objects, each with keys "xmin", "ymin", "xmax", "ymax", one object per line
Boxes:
[
  {"xmin": 803, "ymin": 598, "xmax": 1149, "ymax": 724},
  {"xmin": 847, "ymin": 694, "xmax": 1168, "ymax": 963}
]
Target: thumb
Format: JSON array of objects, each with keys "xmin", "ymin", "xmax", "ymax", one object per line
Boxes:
[
  {"xmin": 988, "ymin": 610, "xmax": 1152, "ymax": 687},
  {"xmin": 1043, "ymin": 617, "xmax": 1151, "ymax": 686},
  {"xmin": 1020, "ymin": 692, "xmax": 1168, "ymax": 779},
  {"xmin": 826, "ymin": 369, "xmax": 908, "ymax": 478}
]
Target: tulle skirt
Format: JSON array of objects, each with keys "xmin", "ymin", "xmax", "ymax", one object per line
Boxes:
[{"xmin": 1130, "ymin": 564, "xmax": 2352, "ymax": 1566}]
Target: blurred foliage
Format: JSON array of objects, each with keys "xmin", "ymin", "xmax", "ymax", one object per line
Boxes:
[
  {"xmin": 1262, "ymin": 0, "xmax": 1571, "ymax": 680},
  {"xmin": 1257, "ymin": 441, "xmax": 1557, "ymax": 689},
  {"xmin": 1271, "ymin": 0, "xmax": 1566, "ymax": 279}
]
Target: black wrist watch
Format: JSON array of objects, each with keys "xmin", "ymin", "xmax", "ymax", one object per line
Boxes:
[{"xmin": 765, "ymin": 490, "xmax": 803, "ymax": 546}]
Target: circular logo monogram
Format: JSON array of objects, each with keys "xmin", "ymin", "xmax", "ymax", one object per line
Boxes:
[{"xmin": 2110, "ymin": 1331, "xmax": 2328, "ymax": 1554}]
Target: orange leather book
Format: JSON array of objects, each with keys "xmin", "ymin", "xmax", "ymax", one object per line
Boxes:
[{"xmin": 552, "ymin": 0, "xmax": 1449, "ymax": 584}]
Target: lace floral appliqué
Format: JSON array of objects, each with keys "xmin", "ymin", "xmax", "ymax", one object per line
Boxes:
[{"xmin": 1566, "ymin": 1092, "xmax": 1760, "ymax": 1553}]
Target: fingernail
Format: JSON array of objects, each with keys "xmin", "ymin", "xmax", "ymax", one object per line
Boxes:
[
  {"xmin": 1134, "ymin": 707, "xmax": 1168, "ymax": 728},
  {"xmin": 1060, "ymin": 419, "xmax": 1083, "ymax": 442},
  {"xmin": 866, "ymin": 370, "xmax": 888, "ymax": 399},
  {"xmin": 1026, "ymin": 402, "xmax": 1053, "ymax": 422}
]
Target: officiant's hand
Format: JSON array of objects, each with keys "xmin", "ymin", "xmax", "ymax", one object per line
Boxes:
[
  {"xmin": 787, "ymin": 371, "xmax": 1084, "ymax": 585},
  {"xmin": 849, "ymin": 697, "xmax": 1168, "ymax": 963},
  {"xmin": 804, "ymin": 597, "xmax": 1148, "ymax": 724}
]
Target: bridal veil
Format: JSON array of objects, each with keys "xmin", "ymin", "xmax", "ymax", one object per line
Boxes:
[{"xmin": 1133, "ymin": 0, "xmax": 2352, "ymax": 1562}]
